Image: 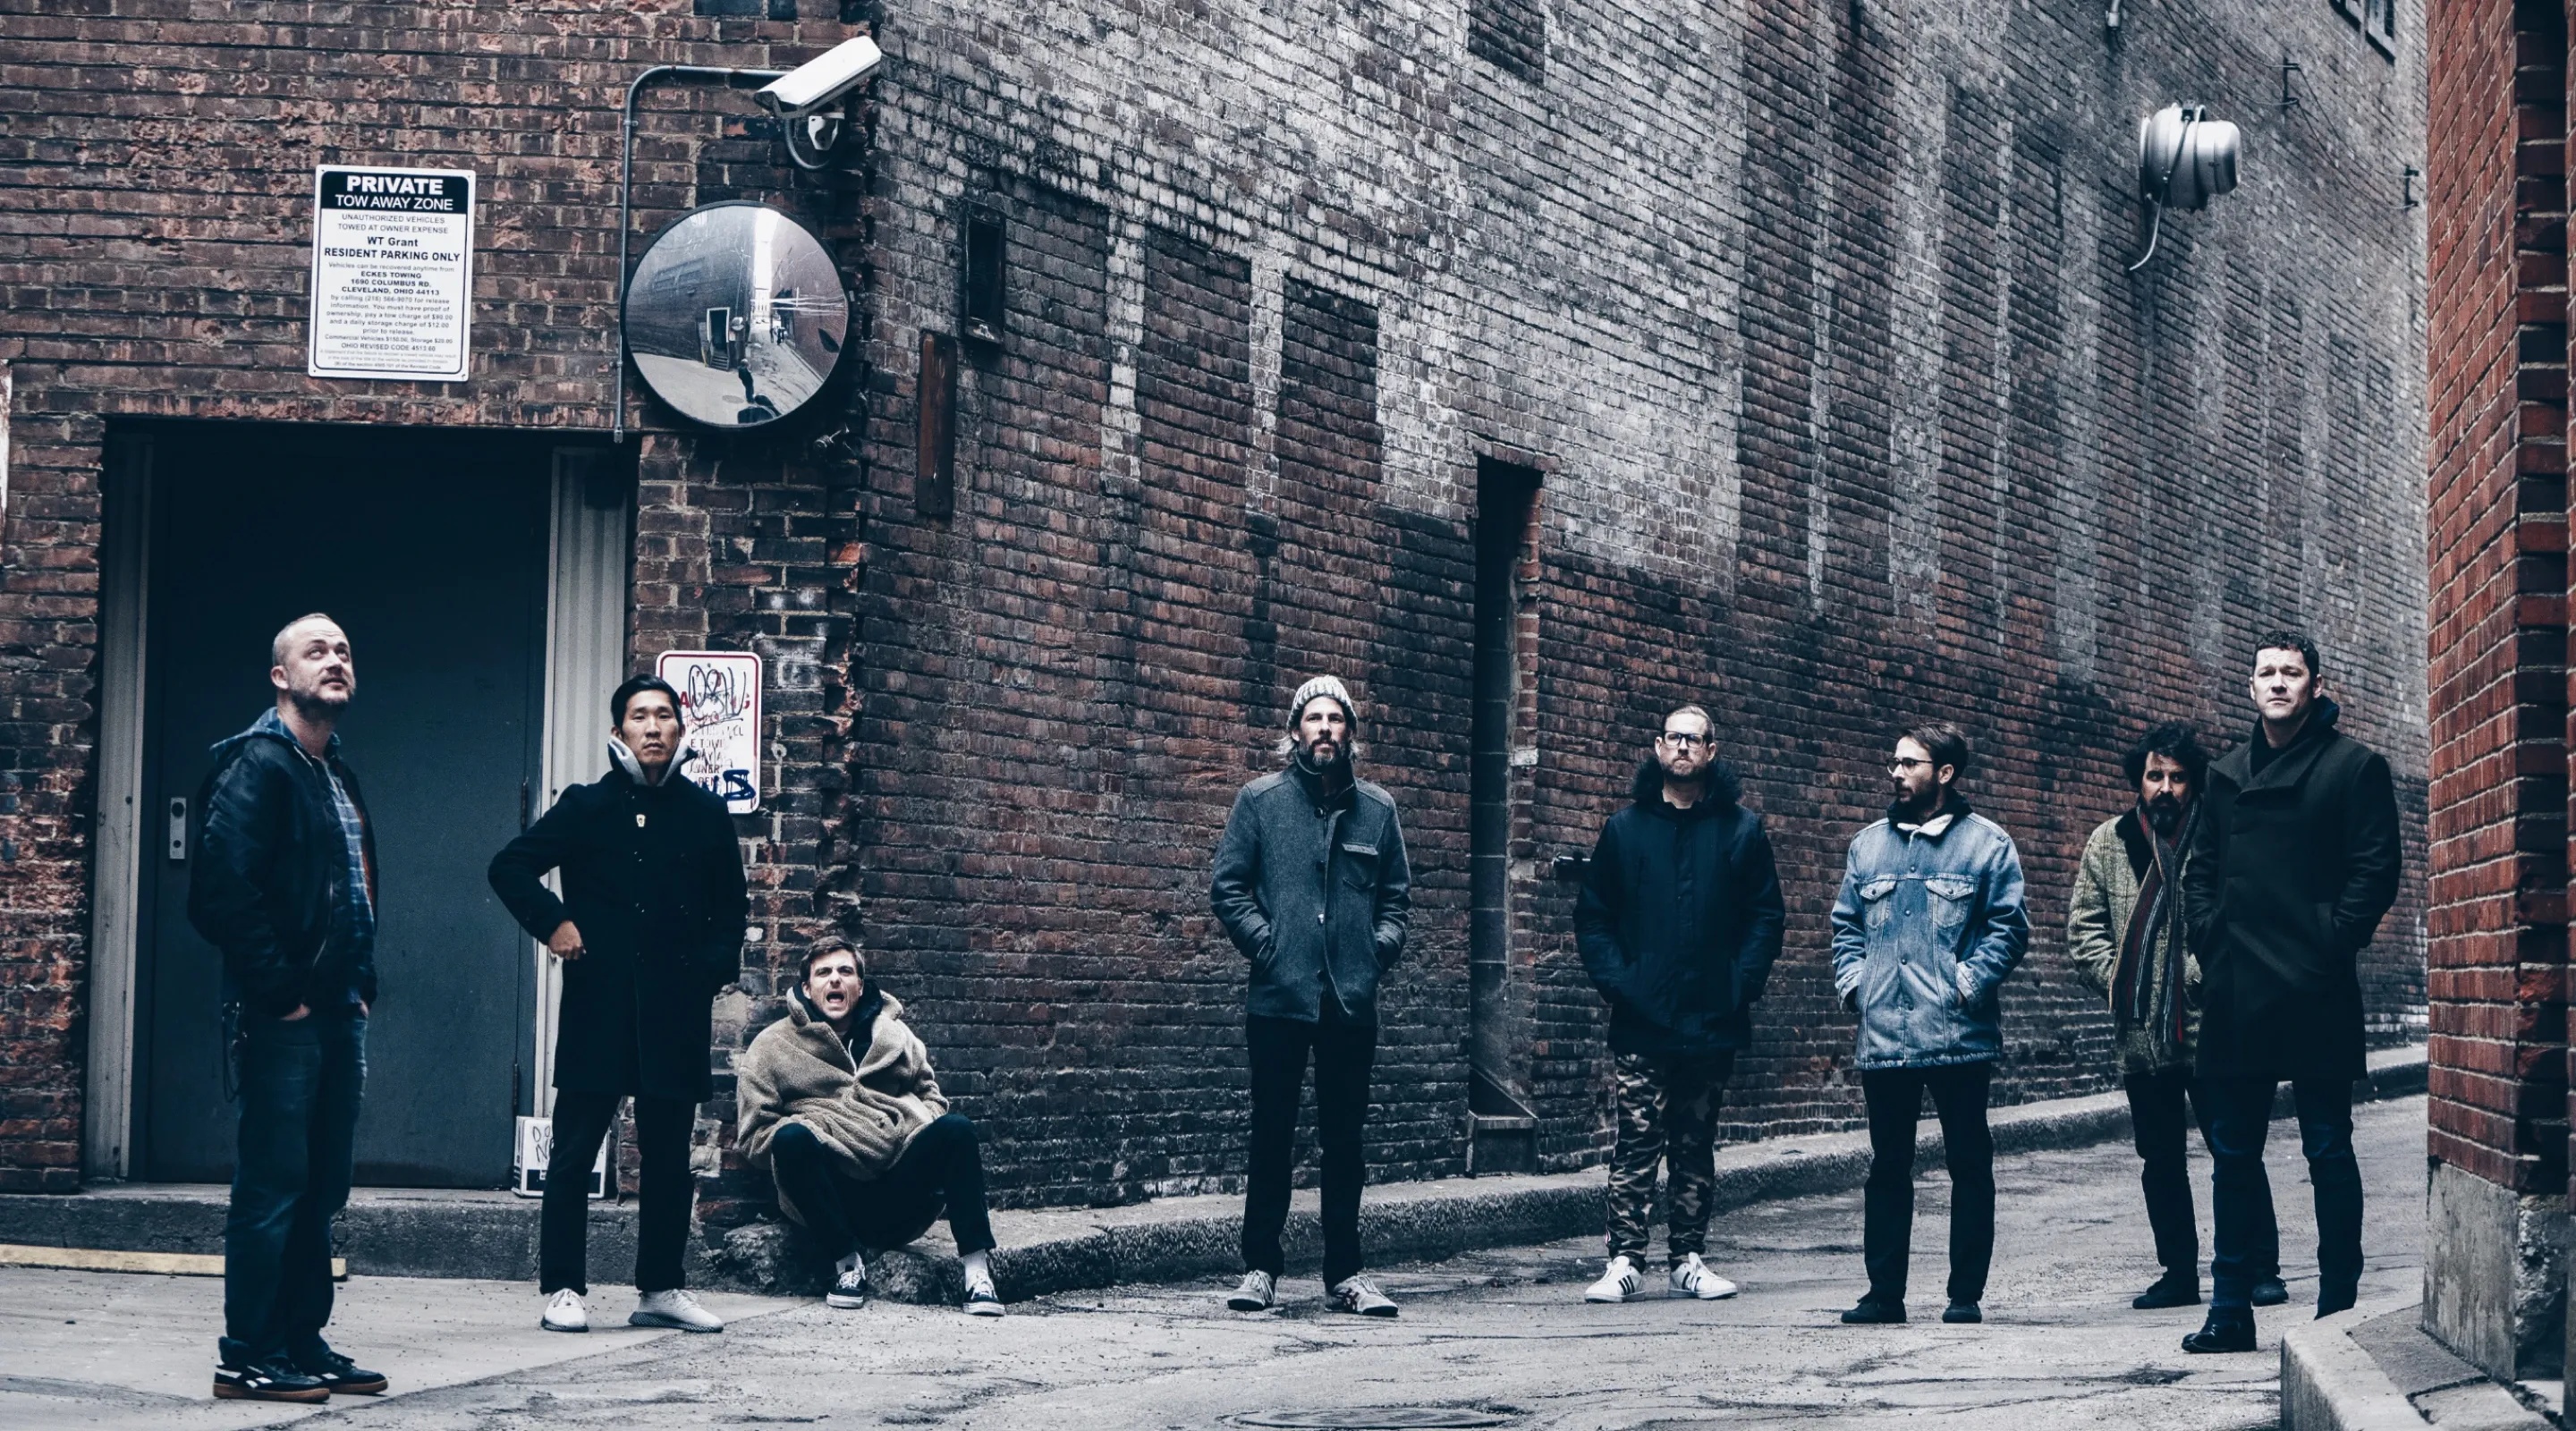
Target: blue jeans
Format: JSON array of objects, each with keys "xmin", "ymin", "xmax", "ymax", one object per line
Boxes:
[
  {"xmin": 2200, "ymin": 1076, "xmax": 2360, "ymax": 1314},
  {"xmin": 224, "ymin": 1009, "xmax": 365, "ymax": 1358}
]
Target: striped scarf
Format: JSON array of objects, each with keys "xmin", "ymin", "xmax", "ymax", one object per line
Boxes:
[{"xmin": 2111, "ymin": 804, "xmax": 2192, "ymax": 1054}]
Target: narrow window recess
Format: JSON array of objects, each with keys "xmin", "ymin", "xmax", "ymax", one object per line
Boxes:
[{"xmin": 962, "ymin": 207, "xmax": 1005, "ymax": 349}]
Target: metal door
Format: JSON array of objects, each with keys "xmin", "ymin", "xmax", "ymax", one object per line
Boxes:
[{"xmin": 134, "ymin": 427, "xmax": 553, "ymax": 1187}]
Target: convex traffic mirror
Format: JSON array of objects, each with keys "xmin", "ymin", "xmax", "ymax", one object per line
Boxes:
[{"xmin": 623, "ymin": 201, "xmax": 848, "ymax": 429}]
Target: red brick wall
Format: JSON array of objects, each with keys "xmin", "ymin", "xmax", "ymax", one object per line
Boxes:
[
  {"xmin": 0, "ymin": 1, "xmax": 865, "ymax": 1192},
  {"xmin": 2425, "ymin": 0, "xmax": 2568, "ymax": 1200}
]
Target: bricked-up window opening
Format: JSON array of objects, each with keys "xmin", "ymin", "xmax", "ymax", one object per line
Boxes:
[
  {"xmin": 1469, "ymin": 0, "xmax": 1545, "ymax": 83},
  {"xmin": 1468, "ymin": 457, "xmax": 1541, "ymax": 1172},
  {"xmin": 962, "ymin": 208, "xmax": 1005, "ymax": 348}
]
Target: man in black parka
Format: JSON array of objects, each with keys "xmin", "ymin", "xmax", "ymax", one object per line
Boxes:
[
  {"xmin": 2178, "ymin": 631, "xmax": 2401, "ymax": 1353},
  {"xmin": 489, "ymin": 675, "xmax": 749, "ymax": 1336},
  {"xmin": 1574, "ymin": 704, "xmax": 1784, "ymax": 1305}
]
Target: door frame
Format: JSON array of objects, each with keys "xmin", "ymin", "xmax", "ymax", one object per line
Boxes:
[{"xmin": 80, "ymin": 426, "xmax": 632, "ymax": 1180}]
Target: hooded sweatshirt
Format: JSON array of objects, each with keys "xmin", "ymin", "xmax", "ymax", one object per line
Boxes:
[{"xmin": 1574, "ymin": 758, "xmax": 1786, "ymax": 1057}]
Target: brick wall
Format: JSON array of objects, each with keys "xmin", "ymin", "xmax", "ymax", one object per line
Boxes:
[
  {"xmin": 844, "ymin": 0, "xmax": 2431, "ymax": 1205},
  {"xmin": 2425, "ymin": 0, "xmax": 2568, "ymax": 1203},
  {"xmin": 0, "ymin": 0, "xmax": 2431, "ymax": 1214},
  {"xmin": 0, "ymin": 1, "xmax": 866, "ymax": 1192}
]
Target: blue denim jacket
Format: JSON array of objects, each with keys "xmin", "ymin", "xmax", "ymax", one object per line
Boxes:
[{"xmin": 1829, "ymin": 798, "xmax": 2029, "ymax": 1070}]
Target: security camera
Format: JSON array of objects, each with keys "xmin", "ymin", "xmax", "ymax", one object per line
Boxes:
[
  {"xmin": 757, "ymin": 35, "xmax": 883, "ymax": 121},
  {"xmin": 757, "ymin": 35, "xmax": 882, "ymax": 171},
  {"xmin": 2123, "ymin": 103, "xmax": 2241, "ymax": 272}
]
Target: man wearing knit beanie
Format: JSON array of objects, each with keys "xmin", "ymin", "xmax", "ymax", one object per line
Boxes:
[{"xmin": 1210, "ymin": 675, "xmax": 1411, "ymax": 1317}]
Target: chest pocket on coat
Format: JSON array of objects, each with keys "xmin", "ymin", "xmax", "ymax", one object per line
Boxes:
[
  {"xmin": 1338, "ymin": 841, "xmax": 1379, "ymax": 890},
  {"xmin": 1927, "ymin": 876, "xmax": 1977, "ymax": 936},
  {"xmin": 1860, "ymin": 877, "xmax": 1900, "ymax": 932}
]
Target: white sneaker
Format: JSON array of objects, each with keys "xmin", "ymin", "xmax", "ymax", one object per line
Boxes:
[
  {"xmin": 1226, "ymin": 1269, "xmax": 1275, "ymax": 1312},
  {"xmin": 1585, "ymin": 1255, "xmax": 1647, "ymax": 1303},
  {"xmin": 540, "ymin": 1288, "xmax": 588, "ymax": 1333},
  {"xmin": 629, "ymin": 1288, "xmax": 724, "ymax": 1333},
  {"xmin": 1669, "ymin": 1254, "xmax": 1739, "ymax": 1300},
  {"xmin": 1328, "ymin": 1274, "xmax": 1398, "ymax": 1317},
  {"xmin": 826, "ymin": 1253, "xmax": 868, "ymax": 1310}
]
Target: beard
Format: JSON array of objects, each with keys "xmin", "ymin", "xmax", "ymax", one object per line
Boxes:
[
  {"xmin": 2143, "ymin": 793, "xmax": 2183, "ymax": 835},
  {"xmin": 1300, "ymin": 735, "xmax": 1346, "ymax": 769},
  {"xmin": 288, "ymin": 682, "xmax": 352, "ymax": 720}
]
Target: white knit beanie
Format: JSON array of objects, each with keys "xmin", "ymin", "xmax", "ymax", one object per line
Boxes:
[{"xmin": 1288, "ymin": 675, "xmax": 1358, "ymax": 729}]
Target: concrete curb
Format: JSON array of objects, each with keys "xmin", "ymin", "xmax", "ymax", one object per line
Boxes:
[
  {"xmin": 0, "ymin": 1045, "xmax": 2428, "ymax": 1307},
  {"xmin": 2284, "ymin": 1300, "xmax": 2438, "ymax": 1431}
]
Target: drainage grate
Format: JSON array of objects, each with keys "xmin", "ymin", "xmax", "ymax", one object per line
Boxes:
[{"xmin": 1233, "ymin": 1411, "xmax": 1518, "ymax": 1429}]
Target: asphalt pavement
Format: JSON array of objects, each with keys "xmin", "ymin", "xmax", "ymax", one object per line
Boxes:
[{"xmin": 0, "ymin": 1093, "xmax": 2426, "ymax": 1430}]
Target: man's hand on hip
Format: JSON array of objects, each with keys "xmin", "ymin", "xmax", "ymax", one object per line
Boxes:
[{"xmin": 548, "ymin": 921, "xmax": 585, "ymax": 961}]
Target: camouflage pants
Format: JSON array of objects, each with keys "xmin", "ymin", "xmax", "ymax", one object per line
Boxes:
[{"xmin": 1606, "ymin": 1051, "xmax": 1733, "ymax": 1264}]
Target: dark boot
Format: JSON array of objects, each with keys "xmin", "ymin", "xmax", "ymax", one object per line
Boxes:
[
  {"xmin": 2250, "ymin": 1275, "xmax": 2289, "ymax": 1308},
  {"xmin": 1840, "ymin": 1297, "xmax": 1905, "ymax": 1325},
  {"xmin": 2181, "ymin": 1311, "xmax": 2257, "ymax": 1354},
  {"xmin": 2316, "ymin": 1283, "xmax": 2358, "ymax": 1319},
  {"xmin": 2133, "ymin": 1271, "xmax": 2201, "ymax": 1309}
]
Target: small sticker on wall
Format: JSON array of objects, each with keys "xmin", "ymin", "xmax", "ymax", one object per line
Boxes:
[{"xmin": 657, "ymin": 650, "xmax": 762, "ymax": 814}]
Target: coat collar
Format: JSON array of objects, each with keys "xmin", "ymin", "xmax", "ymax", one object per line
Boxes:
[{"xmin": 2216, "ymin": 700, "xmax": 2343, "ymax": 792}]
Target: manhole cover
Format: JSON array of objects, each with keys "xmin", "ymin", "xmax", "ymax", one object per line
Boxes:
[{"xmin": 1233, "ymin": 1411, "xmax": 1518, "ymax": 1429}]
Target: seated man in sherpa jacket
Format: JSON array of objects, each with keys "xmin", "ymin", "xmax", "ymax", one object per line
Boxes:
[{"xmin": 737, "ymin": 937, "xmax": 1002, "ymax": 1317}]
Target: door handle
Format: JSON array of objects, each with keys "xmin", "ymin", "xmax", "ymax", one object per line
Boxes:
[{"xmin": 166, "ymin": 797, "xmax": 188, "ymax": 862}]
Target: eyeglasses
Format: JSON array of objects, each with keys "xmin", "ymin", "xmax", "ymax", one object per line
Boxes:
[
  {"xmin": 1889, "ymin": 758, "xmax": 1931, "ymax": 774},
  {"xmin": 1658, "ymin": 732, "xmax": 1709, "ymax": 748}
]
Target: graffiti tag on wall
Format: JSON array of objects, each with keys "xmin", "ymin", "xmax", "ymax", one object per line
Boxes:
[{"xmin": 656, "ymin": 649, "xmax": 762, "ymax": 814}]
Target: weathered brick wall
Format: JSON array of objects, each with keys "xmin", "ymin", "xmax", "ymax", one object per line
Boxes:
[
  {"xmin": 0, "ymin": 1, "xmax": 866, "ymax": 1192},
  {"xmin": 2424, "ymin": 0, "xmax": 2566, "ymax": 1204},
  {"xmin": 847, "ymin": 0, "xmax": 2431, "ymax": 1204},
  {"xmin": 0, "ymin": 0, "xmax": 2431, "ymax": 1215}
]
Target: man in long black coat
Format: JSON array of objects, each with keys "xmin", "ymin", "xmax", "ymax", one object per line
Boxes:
[
  {"xmin": 2178, "ymin": 631, "xmax": 2401, "ymax": 1353},
  {"xmin": 489, "ymin": 675, "xmax": 749, "ymax": 1336}
]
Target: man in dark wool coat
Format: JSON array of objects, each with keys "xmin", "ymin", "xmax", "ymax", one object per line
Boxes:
[
  {"xmin": 2178, "ymin": 631, "xmax": 2401, "ymax": 1354},
  {"xmin": 489, "ymin": 675, "xmax": 749, "ymax": 1336}
]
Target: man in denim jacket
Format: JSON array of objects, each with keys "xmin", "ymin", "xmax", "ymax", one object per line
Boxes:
[{"xmin": 1828, "ymin": 722, "xmax": 2029, "ymax": 1326}]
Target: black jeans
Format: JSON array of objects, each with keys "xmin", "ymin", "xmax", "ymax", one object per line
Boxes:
[
  {"xmin": 224, "ymin": 1009, "xmax": 365, "ymax": 1359},
  {"xmin": 1242, "ymin": 1007, "xmax": 1377, "ymax": 1286},
  {"xmin": 767, "ymin": 1114, "xmax": 996, "ymax": 1257},
  {"xmin": 2124, "ymin": 1068, "xmax": 2279, "ymax": 1283},
  {"xmin": 2201, "ymin": 1076, "xmax": 2360, "ymax": 1314},
  {"xmin": 1860, "ymin": 1061, "xmax": 1994, "ymax": 1305},
  {"xmin": 540, "ymin": 1091, "xmax": 694, "ymax": 1295}
]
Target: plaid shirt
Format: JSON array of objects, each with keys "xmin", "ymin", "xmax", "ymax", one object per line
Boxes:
[{"xmin": 256, "ymin": 709, "xmax": 374, "ymax": 1006}]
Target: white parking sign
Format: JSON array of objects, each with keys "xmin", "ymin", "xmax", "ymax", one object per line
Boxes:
[{"xmin": 308, "ymin": 165, "xmax": 475, "ymax": 380}]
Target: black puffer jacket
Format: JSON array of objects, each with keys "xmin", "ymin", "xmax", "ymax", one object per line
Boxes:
[
  {"xmin": 488, "ymin": 755, "xmax": 750, "ymax": 1103},
  {"xmin": 1575, "ymin": 759, "xmax": 1786, "ymax": 1057},
  {"xmin": 187, "ymin": 713, "xmax": 379, "ymax": 1019}
]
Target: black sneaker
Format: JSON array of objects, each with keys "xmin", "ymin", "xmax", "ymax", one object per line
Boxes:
[
  {"xmin": 2181, "ymin": 1313, "xmax": 2257, "ymax": 1354},
  {"xmin": 2316, "ymin": 1284, "xmax": 2358, "ymax": 1319},
  {"xmin": 292, "ymin": 1345, "xmax": 388, "ymax": 1395},
  {"xmin": 2133, "ymin": 1273, "xmax": 2201, "ymax": 1309},
  {"xmin": 2250, "ymin": 1276, "xmax": 2289, "ymax": 1308},
  {"xmin": 212, "ymin": 1341, "xmax": 330, "ymax": 1403},
  {"xmin": 1941, "ymin": 1300, "xmax": 1982, "ymax": 1324},
  {"xmin": 1840, "ymin": 1298, "xmax": 1904, "ymax": 1325}
]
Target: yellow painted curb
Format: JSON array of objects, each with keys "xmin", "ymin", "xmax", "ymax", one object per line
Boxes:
[{"xmin": 0, "ymin": 1244, "xmax": 346, "ymax": 1279}]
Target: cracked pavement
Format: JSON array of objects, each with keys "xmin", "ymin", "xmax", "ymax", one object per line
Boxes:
[{"xmin": 2, "ymin": 1093, "xmax": 2423, "ymax": 1429}]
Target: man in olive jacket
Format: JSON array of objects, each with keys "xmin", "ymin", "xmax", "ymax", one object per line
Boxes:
[
  {"xmin": 2177, "ymin": 631, "xmax": 2401, "ymax": 1353},
  {"xmin": 2067, "ymin": 722, "xmax": 2281, "ymax": 1312},
  {"xmin": 1573, "ymin": 704, "xmax": 1784, "ymax": 1305},
  {"xmin": 1210, "ymin": 675, "xmax": 1411, "ymax": 1318},
  {"xmin": 489, "ymin": 675, "xmax": 749, "ymax": 1337}
]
